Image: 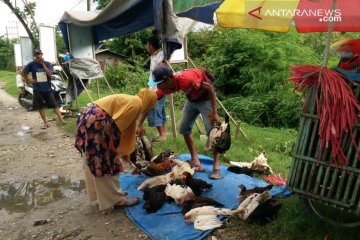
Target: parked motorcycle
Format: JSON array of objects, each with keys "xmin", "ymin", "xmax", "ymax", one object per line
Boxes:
[{"xmin": 16, "ymin": 72, "xmax": 67, "ymax": 111}]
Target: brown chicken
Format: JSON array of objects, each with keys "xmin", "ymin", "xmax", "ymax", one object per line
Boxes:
[
  {"xmin": 151, "ymin": 149, "xmax": 174, "ymax": 163},
  {"xmin": 141, "ymin": 159, "xmax": 173, "ymax": 176}
]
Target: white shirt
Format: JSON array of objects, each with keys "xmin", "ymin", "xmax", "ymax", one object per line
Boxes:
[{"xmin": 148, "ymin": 49, "xmax": 164, "ymax": 90}]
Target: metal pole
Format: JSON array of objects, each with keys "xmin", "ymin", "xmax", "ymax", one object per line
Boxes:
[{"xmin": 322, "ymin": 0, "xmax": 337, "ymax": 68}]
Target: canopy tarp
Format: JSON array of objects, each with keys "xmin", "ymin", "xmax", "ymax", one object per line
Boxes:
[{"xmin": 59, "ymin": 0, "xmax": 182, "ymax": 57}]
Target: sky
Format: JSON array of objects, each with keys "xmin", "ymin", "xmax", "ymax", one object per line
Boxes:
[{"xmin": 0, "ymin": 0, "xmax": 95, "ymax": 38}]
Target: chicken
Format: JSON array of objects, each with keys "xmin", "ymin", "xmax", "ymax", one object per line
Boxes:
[
  {"xmin": 184, "ymin": 206, "xmax": 233, "ymax": 223},
  {"xmin": 182, "ymin": 196, "xmax": 224, "ymax": 215},
  {"xmin": 208, "ymin": 114, "xmax": 231, "ymax": 154},
  {"xmin": 234, "ymin": 191, "xmax": 271, "ymax": 221},
  {"xmin": 142, "ymin": 185, "xmax": 167, "ymax": 213},
  {"xmin": 140, "ymin": 159, "xmax": 173, "ymax": 177},
  {"xmin": 237, "ymin": 184, "xmax": 273, "ymax": 204},
  {"xmin": 193, "ymin": 215, "xmax": 223, "ymax": 231},
  {"xmin": 137, "ymin": 171, "xmax": 178, "ymax": 190},
  {"xmin": 235, "ymin": 191, "xmax": 282, "ymax": 224},
  {"xmin": 171, "ymin": 159, "xmax": 195, "ymax": 175},
  {"xmin": 229, "ymin": 152, "xmax": 273, "ymax": 175},
  {"xmin": 246, "ymin": 198, "xmax": 282, "ymax": 225},
  {"xmin": 151, "ymin": 149, "xmax": 174, "ymax": 163},
  {"xmin": 181, "ymin": 171, "xmax": 212, "ymax": 196},
  {"xmin": 164, "ymin": 183, "xmax": 195, "ymax": 204},
  {"xmin": 130, "ymin": 136, "xmax": 153, "ymax": 165},
  {"xmin": 227, "ymin": 165, "xmax": 265, "ymax": 176}
]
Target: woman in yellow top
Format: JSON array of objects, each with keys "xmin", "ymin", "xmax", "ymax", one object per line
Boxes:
[{"xmin": 75, "ymin": 89, "xmax": 157, "ymax": 212}]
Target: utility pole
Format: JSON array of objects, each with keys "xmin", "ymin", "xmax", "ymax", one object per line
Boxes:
[
  {"xmin": 5, "ymin": 26, "xmax": 9, "ymax": 40},
  {"xmin": 87, "ymin": 0, "xmax": 91, "ymax": 11}
]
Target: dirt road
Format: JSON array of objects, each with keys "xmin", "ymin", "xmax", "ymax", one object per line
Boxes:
[
  {"xmin": 0, "ymin": 87, "xmax": 248, "ymax": 240},
  {"xmin": 0, "ymin": 88, "xmax": 148, "ymax": 240}
]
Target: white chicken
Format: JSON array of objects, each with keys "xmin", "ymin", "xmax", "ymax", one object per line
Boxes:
[
  {"xmin": 193, "ymin": 215, "xmax": 223, "ymax": 231},
  {"xmin": 137, "ymin": 171, "xmax": 175, "ymax": 190},
  {"xmin": 171, "ymin": 159, "xmax": 195, "ymax": 175},
  {"xmin": 184, "ymin": 206, "xmax": 233, "ymax": 222},
  {"xmin": 164, "ymin": 183, "xmax": 195, "ymax": 204},
  {"xmin": 230, "ymin": 152, "xmax": 273, "ymax": 175},
  {"xmin": 184, "ymin": 206, "xmax": 234, "ymax": 231}
]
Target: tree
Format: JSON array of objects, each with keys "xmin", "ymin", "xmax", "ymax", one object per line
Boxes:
[
  {"xmin": 93, "ymin": 0, "xmax": 111, "ymax": 10},
  {"xmin": 0, "ymin": 36, "xmax": 16, "ymax": 70},
  {"xmin": 1, "ymin": 0, "xmax": 39, "ymax": 47}
]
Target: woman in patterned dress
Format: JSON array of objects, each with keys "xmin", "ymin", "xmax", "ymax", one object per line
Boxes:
[{"xmin": 75, "ymin": 89, "xmax": 157, "ymax": 212}]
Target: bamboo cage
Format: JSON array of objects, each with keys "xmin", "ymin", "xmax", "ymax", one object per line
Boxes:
[{"xmin": 287, "ymin": 85, "xmax": 360, "ymax": 215}]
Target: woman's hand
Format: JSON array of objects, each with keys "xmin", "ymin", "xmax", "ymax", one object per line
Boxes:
[{"xmin": 136, "ymin": 124, "xmax": 146, "ymax": 137}]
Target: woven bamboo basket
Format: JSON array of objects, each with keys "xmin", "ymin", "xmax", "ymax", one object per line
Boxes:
[{"xmin": 287, "ymin": 85, "xmax": 360, "ymax": 215}]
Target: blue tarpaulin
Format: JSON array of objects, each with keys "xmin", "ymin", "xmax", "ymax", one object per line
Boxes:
[
  {"xmin": 120, "ymin": 154, "xmax": 292, "ymax": 240},
  {"xmin": 59, "ymin": 0, "xmax": 182, "ymax": 57}
]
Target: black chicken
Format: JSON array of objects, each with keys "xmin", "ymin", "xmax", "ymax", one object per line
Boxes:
[
  {"xmin": 227, "ymin": 166, "xmax": 266, "ymax": 176},
  {"xmin": 142, "ymin": 184, "xmax": 168, "ymax": 213},
  {"xmin": 209, "ymin": 114, "xmax": 231, "ymax": 154},
  {"xmin": 247, "ymin": 199, "xmax": 282, "ymax": 225},
  {"xmin": 237, "ymin": 184, "xmax": 273, "ymax": 204},
  {"xmin": 181, "ymin": 172, "xmax": 212, "ymax": 196},
  {"xmin": 181, "ymin": 196, "xmax": 224, "ymax": 215},
  {"xmin": 151, "ymin": 149, "xmax": 174, "ymax": 163}
]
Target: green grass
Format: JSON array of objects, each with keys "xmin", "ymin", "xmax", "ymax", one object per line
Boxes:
[{"xmin": 0, "ymin": 70, "xmax": 358, "ymax": 239}]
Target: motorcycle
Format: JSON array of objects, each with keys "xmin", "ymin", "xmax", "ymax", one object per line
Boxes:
[{"xmin": 17, "ymin": 72, "xmax": 67, "ymax": 111}]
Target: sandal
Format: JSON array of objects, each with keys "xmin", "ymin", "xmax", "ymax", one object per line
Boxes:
[
  {"xmin": 40, "ymin": 124, "xmax": 49, "ymax": 129},
  {"xmin": 114, "ymin": 197, "xmax": 140, "ymax": 209},
  {"xmin": 186, "ymin": 160, "xmax": 206, "ymax": 172},
  {"xmin": 209, "ymin": 169, "xmax": 222, "ymax": 179}
]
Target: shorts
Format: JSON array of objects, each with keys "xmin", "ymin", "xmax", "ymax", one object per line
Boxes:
[
  {"xmin": 179, "ymin": 99, "xmax": 214, "ymax": 135},
  {"xmin": 147, "ymin": 96, "xmax": 166, "ymax": 127},
  {"xmin": 33, "ymin": 91, "xmax": 58, "ymax": 110}
]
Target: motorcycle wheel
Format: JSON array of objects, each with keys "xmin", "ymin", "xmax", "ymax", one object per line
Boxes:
[
  {"xmin": 18, "ymin": 93, "xmax": 33, "ymax": 111},
  {"xmin": 299, "ymin": 196, "xmax": 360, "ymax": 228}
]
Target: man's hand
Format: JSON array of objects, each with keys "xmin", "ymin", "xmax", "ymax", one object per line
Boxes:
[
  {"xmin": 36, "ymin": 57, "xmax": 44, "ymax": 65},
  {"xmin": 208, "ymin": 111, "xmax": 219, "ymax": 124},
  {"xmin": 30, "ymin": 78, "xmax": 37, "ymax": 84}
]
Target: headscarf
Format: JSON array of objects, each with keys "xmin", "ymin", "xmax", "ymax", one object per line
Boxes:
[
  {"xmin": 137, "ymin": 88, "xmax": 157, "ymax": 113},
  {"xmin": 94, "ymin": 89, "xmax": 157, "ymax": 155}
]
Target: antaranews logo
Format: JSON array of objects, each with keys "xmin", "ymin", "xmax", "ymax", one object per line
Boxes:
[
  {"xmin": 247, "ymin": 2, "xmax": 342, "ymax": 24},
  {"xmin": 248, "ymin": 6, "xmax": 262, "ymax": 20}
]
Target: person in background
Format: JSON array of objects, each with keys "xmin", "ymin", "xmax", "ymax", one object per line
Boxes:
[
  {"xmin": 146, "ymin": 36, "xmax": 167, "ymax": 141},
  {"xmin": 75, "ymin": 89, "xmax": 157, "ymax": 213},
  {"xmin": 20, "ymin": 49, "xmax": 65, "ymax": 129},
  {"xmin": 148, "ymin": 65, "xmax": 222, "ymax": 179}
]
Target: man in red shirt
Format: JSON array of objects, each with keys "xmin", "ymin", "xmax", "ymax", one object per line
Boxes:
[{"xmin": 148, "ymin": 65, "xmax": 222, "ymax": 179}]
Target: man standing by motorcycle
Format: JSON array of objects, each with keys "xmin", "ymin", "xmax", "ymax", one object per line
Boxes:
[{"xmin": 20, "ymin": 49, "xmax": 65, "ymax": 129}]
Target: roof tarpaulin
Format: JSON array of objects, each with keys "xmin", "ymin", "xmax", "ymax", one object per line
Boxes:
[
  {"xmin": 69, "ymin": 58, "xmax": 103, "ymax": 80},
  {"xmin": 59, "ymin": 0, "xmax": 182, "ymax": 57}
]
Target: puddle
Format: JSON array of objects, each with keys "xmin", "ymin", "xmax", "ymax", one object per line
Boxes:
[
  {"xmin": 0, "ymin": 176, "xmax": 86, "ymax": 215},
  {"xmin": 31, "ymin": 132, "xmax": 53, "ymax": 141}
]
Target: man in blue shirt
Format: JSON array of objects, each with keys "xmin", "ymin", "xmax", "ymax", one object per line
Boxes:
[{"xmin": 21, "ymin": 49, "xmax": 65, "ymax": 129}]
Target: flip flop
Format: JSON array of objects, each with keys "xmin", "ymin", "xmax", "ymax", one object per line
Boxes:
[
  {"xmin": 114, "ymin": 197, "xmax": 140, "ymax": 209},
  {"xmin": 185, "ymin": 160, "xmax": 206, "ymax": 172},
  {"xmin": 40, "ymin": 125, "xmax": 49, "ymax": 129}
]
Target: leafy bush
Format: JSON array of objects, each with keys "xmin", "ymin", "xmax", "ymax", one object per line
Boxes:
[
  {"xmin": 221, "ymin": 87, "xmax": 302, "ymax": 128},
  {"xmin": 103, "ymin": 63, "xmax": 149, "ymax": 94},
  {"xmin": 188, "ymin": 27, "xmax": 320, "ymax": 97}
]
